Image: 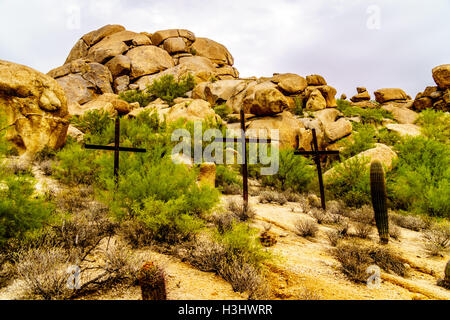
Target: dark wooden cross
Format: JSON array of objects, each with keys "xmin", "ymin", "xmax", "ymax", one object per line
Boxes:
[
  {"xmin": 294, "ymin": 129, "xmax": 339, "ymax": 210},
  {"xmin": 215, "ymin": 109, "xmax": 275, "ymax": 210},
  {"xmin": 84, "ymin": 116, "xmax": 146, "ymax": 186}
]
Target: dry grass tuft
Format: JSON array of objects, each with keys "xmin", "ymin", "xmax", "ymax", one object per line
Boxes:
[
  {"xmin": 390, "ymin": 212, "xmax": 428, "ymax": 231},
  {"xmin": 422, "ymin": 225, "xmax": 450, "ymax": 257},
  {"xmin": 227, "ymin": 199, "xmax": 256, "ymax": 221},
  {"xmin": 295, "ymin": 219, "xmax": 319, "ymax": 238},
  {"xmin": 333, "ymin": 241, "xmax": 406, "ymax": 283},
  {"xmin": 353, "ymin": 222, "xmax": 373, "ymax": 239},
  {"xmin": 259, "ymin": 191, "xmax": 288, "ymax": 205}
]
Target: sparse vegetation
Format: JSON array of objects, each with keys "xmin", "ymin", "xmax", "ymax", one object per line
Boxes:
[
  {"xmin": 333, "ymin": 241, "xmax": 406, "ymax": 283},
  {"xmin": 259, "ymin": 191, "xmax": 288, "ymax": 205},
  {"xmin": 337, "ymin": 99, "xmax": 393, "ymax": 125},
  {"xmin": 422, "ymin": 225, "xmax": 450, "ymax": 257},
  {"xmin": 390, "ymin": 136, "xmax": 449, "ymax": 218},
  {"xmin": 226, "ymin": 199, "xmax": 256, "ymax": 221},
  {"xmin": 213, "ymin": 103, "xmax": 232, "ymax": 121},
  {"xmin": 295, "ymin": 219, "xmax": 319, "ymax": 238},
  {"xmin": 147, "ymin": 74, "xmax": 195, "ymax": 106},
  {"xmin": 326, "ymin": 156, "xmax": 371, "ymax": 208},
  {"xmin": 119, "ymin": 74, "xmax": 195, "ymax": 107},
  {"xmin": 0, "ymin": 167, "xmax": 54, "ymax": 248}
]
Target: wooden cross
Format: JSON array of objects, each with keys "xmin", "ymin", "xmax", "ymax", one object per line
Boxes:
[
  {"xmin": 294, "ymin": 129, "xmax": 339, "ymax": 210},
  {"xmin": 84, "ymin": 116, "xmax": 146, "ymax": 186},
  {"xmin": 215, "ymin": 109, "xmax": 275, "ymax": 210}
]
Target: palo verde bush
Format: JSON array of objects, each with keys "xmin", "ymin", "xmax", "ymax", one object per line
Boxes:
[
  {"xmin": 261, "ymin": 149, "xmax": 315, "ymax": 193},
  {"xmin": 389, "ymin": 136, "xmax": 449, "ymax": 218}
]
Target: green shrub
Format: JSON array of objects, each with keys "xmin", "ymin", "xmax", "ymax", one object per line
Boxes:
[
  {"xmin": 337, "ymin": 99, "xmax": 393, "ymax": 125},
  {"xmin": 340, "ymin": 124, "xmax": 376, "ymax": 159},
  {"xmin": 0, "ymin": 110, "xmax": 17, "ymax": 157},
  {"xmin": 55, "ymin": 109, "xmax": 221, "ymax": 245},
  {"xmin": 326, "ymin": 156, "xmax": 371, "ymax": 208},
  {"xmin": 216, "ymin": 165, "xmax": 242, "ymax": 191},
  {"xmin": 53, "ymin": 141, "xmax": 101, "ymax": 186},
  {"xmin": 261, "ymin": 149, "xmax": 315, "ymax": 193},
  {"xmin": 417, "ymin": 109, "xmax": 450, "ymax": 144},
  {"xmin": 389, "ymin": 136, "xmax": 449, "ymax": 217},
  {"xmin": 376, "ymin": 128, "xmax": 402, "ymax": 146},
  {"xmin": 215, "ymin": 222, "xmax": 271, "ymax": 268},
  {"xmin": 293, "ymin": 97, "xmax": 304, "ymax": 116},
  {"xmin": 0, "ymin": 168, "xmax": 54, "ymax": 248},
  {"xmin": 147, "ymin": 74, "xmax": 195, "ymax": 106},
  {"xmin": 213, "ymin": 103, "xmax": 232, "ymax": 120},
  {"xmin": 133, "ymin": 197, "xmax": 206, "ymax": 244},
  {"xmin": 119, "ymin": 89, "xmax": 154, "ymax": 107},
  {"xmin": 70, "ymin": 110, "xmax": 113, "ymax": 137}
]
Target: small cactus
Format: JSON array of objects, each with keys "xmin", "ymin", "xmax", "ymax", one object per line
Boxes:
[
  {"xmin": 370, "ymin": 160, "xmax": 389, "ymax": 244},
  {"xmin": 137, "ymin": 261, "xmax": 167, "ymax": 300},
  {"xmin": 259, "ymin": 224, "xmax": 277, "ymax": 247}
]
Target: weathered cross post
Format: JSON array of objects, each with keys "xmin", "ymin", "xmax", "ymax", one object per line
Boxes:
[
  {"xmin": 84, "ymin": 116, "xmax": 146, "ymax": 187},
  {"xmin": 215, "ymin": 109, "xmax": 275, "ymax": 210},
  {"xmin": 294, "ymin": 129, "xmax": 339, "ymax": 210}
]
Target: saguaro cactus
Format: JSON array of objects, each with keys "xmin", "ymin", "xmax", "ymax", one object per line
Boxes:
[
  {"xmin": 137, "ymin": 261, "xmax": 167, "ymax": 300},
  {"xmin": 370, "ymin": 160, "xmax": 389, "ymax": 244}
]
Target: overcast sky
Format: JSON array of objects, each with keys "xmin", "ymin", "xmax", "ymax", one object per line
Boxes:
[{"xmin": 0, "ymin": 0, "xmax": 449, "ymax": 97}]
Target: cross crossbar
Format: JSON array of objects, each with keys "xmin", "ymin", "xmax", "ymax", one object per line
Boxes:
[
  {"xmin": 293, "ymin": 129, "xmax": 340, "ymax": 210},
  {"xmin": 84, "ymin": 145, "xmax": 147, "ymax": 153},
  {"xmin": 83, "ymin": 116, "xmax": 147, "ymax": 186}
]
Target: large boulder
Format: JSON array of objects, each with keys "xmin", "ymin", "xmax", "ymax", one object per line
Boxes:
[
  {"xmin": 374, "ymin": 88, "xmax": 408, "ymax": 104},
  {"xmin": 304, "ymin": 85, "xmax": 337, "ymax": 108},
  {"xmin": 324, "ymin": 144, "xmax": 398, "ymax": 181},
  {"xmin": 52, "ymin": 60, "xmax": 113, "ymax": 107},
  {"xmin": 56, "ymin": 73, "xmax": 98, "ymax": 106},
  {"xmin": 350, "ymin": 90, "xmax": 370, "ymax": 102},
  {"xmin": 191, "ymin": 38, "xmax": 234, "ymax": 66},
  {"xmin": 215, "ymin": 65, "xmax": 239, "ymax": 80},
  {"xmin": 135, "ymin": 56, "xmax": 216, "ymax": 90},
  {"xmin": 246, "ymin": 111, "xmax": 312, "ymax": 150},
  {"xmin": 81, "ymin": 24, "xmax": 126, "ymax": 47},
  {"xmin": 226, "ymin": 81, "xmax": 257, "ymax": 114},
  {"xmin": 105, "ymin": 55, "xmax": 131, "ymax": 77},
  {"xmin": 381, "ymin": 104, "xmax": 419, "ymax": 124},
  {"xmin": 305, "ymin": 89, "xmax": 326, "ymax": 111},
  {"xmin": 432, "ymin": 64, "xmax": 450, "ymax": 89},
  {"xmin": 271, "ymin": 73, "xmax": 307, "ymax": 94},
  {"xmin": 151, "ymin": 29, "xmax": 195, "ymax": 46},
  {"xmin": 202, "ymin": 80, "xmax": 246, "ymax": 105},
  {"xmin": 126, "ymin": 45, "xmax": 174, "ymax": 79},
  {"xmin": 385, "ymin": 124, "xmax": 422, "ymax": 137},
  {"xmin": 70, "ymin": 93, "xmax": 133, "ymax": 116},
  {"xmin": 87, "ymin": 30, "xmax": 151, "ymax": 64},
  {"xmin": 165, "ymin": 99, "xmax": 220, "ymax": 124},
  {"xmin": 314, "ymin": 108, "xmax": 352, "ymax": 143},
  {"xmin": 413, "ymin": 96, "xmax": 433, "ymax": 111},
  {"xmin": 306, "ymin": 75, "xmax": 327, "ymax": 86},
  {"xmin": 242, "ymin": 82, "xmax": 289, "ymax": 116},
  {"xmin": 0, "ymin": 60, "xmax": 69, "ymax": 159}
]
